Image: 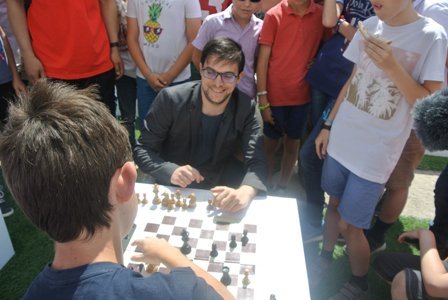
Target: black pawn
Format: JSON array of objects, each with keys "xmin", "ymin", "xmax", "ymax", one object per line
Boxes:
[
  {"xmin": 229, "ymin": 234, "xmax": 237, "ymax": 249},
  {"xmin": 241, "ymin": 229, "xmax": 249, "ymax": 247},
  {"xmin": 210, "ymin": 243, "xmax": 218, "ymax": 258},
  {"xmin": 181, "ymin": 229, "xmax": 190, "ymax": 242},
  {"xmin": 180, "ymin": 240, "xmax": 191, "ymax": 255},
  {"xmin": 220, "ymin": 266, "xmax": 231, "ymax": 286}
]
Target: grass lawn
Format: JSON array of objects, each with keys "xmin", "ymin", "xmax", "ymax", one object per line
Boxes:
[{"xmin": 0, "ymin": 155, "xmax": 445, "ymax": 299}]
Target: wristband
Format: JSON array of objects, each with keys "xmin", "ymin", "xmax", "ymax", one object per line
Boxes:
[
  {"xmin": 257, "ymin": 91, "xmax": 268, "ymax": 97},
  {"xmin": 110, "ymin": 42, "xmax": 120, "ymax": 48},
  {"xmin": 258, "ymin": 103, "xmax": 270, "ymax": 110},
  {"xmin": 335, "ymin": 16, "xmax": 345, "ymax": 33},
  {"xmin": 323, "ymin": 117, "xmax": 333, "ymax": 125},
  {"xmin": 321, "ymin": 123, "xmax": 332, "ymax": 131}
]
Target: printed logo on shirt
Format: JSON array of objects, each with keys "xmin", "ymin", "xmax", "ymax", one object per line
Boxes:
[
  {"xmin": 345, "ymin": 45, "xmax": 420, "ymax": 120},
  {"xmin": 144, "ymin": 2, "xmax": 164, "ymax": 44}
]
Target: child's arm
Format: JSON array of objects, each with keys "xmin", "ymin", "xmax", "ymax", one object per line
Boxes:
[
  {"xmin": 6, "ymin": 0, "xmax": 45, "ymax": 84},
  {"xmin": 160, "ymin": 17, "xmax": 201, "ymax": 86},
  {"xmin": 322, "ymin": 0, "xmax": 357, "ymax": 41},
  {"xmin": 398, "ymin": 230, "xmax": 448, "ymax": 298},
  {"xmin": 315, "ymin": 66, "xmax": 356, "ymax": 160},
  {"xmin": 255, "ymin": 44, "xmax": 274, "ymax": 125},
  {"xmin": 132, "ymin": 238, "xmax": 235, "ymax": 299},
  {"xmin": 126, "ymin": 16, "xmax": 166, "ymax": 91},
  {"xmin": 364, "ymin": 37, "xmax": 443, "ymax": 105},
  {"xmin": 0, "ymin": 26, "xmax": 26, "ymax": 94}
]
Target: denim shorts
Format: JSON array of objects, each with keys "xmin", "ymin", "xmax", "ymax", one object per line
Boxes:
[
  {"xmin": 321, "ymin": 155, "xmax": 385, "ymax": 229},
  {"xmin": 263, "ymin": 104, "xmax": 309, "ymax": 140}
]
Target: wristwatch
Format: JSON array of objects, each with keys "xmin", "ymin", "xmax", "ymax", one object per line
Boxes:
[{"xmin": 110, "ymin": 42, "xmax": 120, "ymax": 48}]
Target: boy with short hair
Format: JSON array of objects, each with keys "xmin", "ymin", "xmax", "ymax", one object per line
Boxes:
[
  {"xmin": 314, "ymin": 0, "xmax": 447, "ymax": 297},
  {"xmin": 0, "ymin": 80, "xmax": 233, "ymax": 299}
]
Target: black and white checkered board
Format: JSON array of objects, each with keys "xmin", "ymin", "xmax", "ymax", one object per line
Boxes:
[{"xmin": 124, "ymin": 211, "xmax": 257, "ymax": 299}]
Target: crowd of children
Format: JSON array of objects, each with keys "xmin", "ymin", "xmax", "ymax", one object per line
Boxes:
[{"xmin": 1, "ymin": 0, "xmax": 448, "ymax": 299}]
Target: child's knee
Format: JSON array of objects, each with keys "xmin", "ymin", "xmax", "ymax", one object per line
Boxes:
[{"xmin": 391, "ymin": 271, "xmax": 407, "ymax": 300}]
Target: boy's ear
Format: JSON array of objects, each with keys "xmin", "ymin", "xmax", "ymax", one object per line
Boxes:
[{"xmin": 113, "ymin": 162, "xmax": 137, "ymax": 204}]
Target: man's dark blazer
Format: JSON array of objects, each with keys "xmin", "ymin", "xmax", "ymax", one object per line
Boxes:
[{"xmin": 134, "ymin": 81, "xmax": 267, "ymax": 192}]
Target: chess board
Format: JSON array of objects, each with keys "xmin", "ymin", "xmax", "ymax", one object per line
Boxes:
[{"xmin": 123, "ymin": 184, "xmax": 258, "ymax": 299}]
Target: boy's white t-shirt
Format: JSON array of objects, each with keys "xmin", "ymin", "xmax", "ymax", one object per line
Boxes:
[
  {"xmin": 328, "ymin": 16, "xmax": 447, "ymax": 184},
  {"xmin": 127, "ymin": 0, "xmax": 201, "ymax": 82}
]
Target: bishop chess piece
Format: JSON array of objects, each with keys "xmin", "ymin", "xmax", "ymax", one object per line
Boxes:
[
  {"xmin": 220, "ymin": 266, "xmax": 231, "ymax": 286},
  {"xmin": 242, "ymin": 269, "xmax": 250, "ymax": 289},
  {"xmin": 180, "ymin": 240, "xmax": 191, "ymax": 255},
  {"xmin": 210, "ymin": 243, "xmax": 218, "ymax": 258},
  {"xmin": 229, "ymin": 234, "xmax": 237, "ymax": 249},
  {"xmin": 241, "ymin": 229, "xmax": 249, "ymax": 247}
]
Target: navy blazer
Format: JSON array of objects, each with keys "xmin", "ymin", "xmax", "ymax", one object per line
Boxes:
[{"xmin": 134, "ymin": 81, "xmax": 267, "ymax": 192}]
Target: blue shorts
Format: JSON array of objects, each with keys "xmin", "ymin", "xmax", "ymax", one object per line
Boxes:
[
  {"xmin": 263, "ymin": 104, "xmax": 309, "ymax": 140},
  {"xmin": 321, "ymin": 155, "xmax": 385, "ymax": 229}
]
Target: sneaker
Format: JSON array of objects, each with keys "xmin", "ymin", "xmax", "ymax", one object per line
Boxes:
[
  {"xmin": 301, "ymin": 221, "xmax": 323, "ymax": 244},
  {"xmin": 343, "ymin": 234, "xmax": 386, "ymax": 255},
  {"xmin": 307, "ymin": 256, "xmax": 332, "ymax": 288},
  {"xmin": 329, "ymin": 281, "xmax": 368, "ymax": 300},
  {"xmin": 0, "ymin": 186, "xmax": 14, "ymax": 217}
]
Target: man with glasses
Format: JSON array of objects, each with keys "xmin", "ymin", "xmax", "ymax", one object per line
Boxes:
[
  {"xmin": 192, "ymin": 0, "xmax": 263, "ymax": 100},
  {"xmin": 134, "ymin": 37, "xmax": 267, "ymax": 213}
]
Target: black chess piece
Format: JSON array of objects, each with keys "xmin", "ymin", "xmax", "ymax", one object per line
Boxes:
[
  {"xmin": 181, "ymin": 229, "xmax": 190, "ymax": 242},
  {"xmin": 241, "ymin": 229, "xmax": 249, "ymax": 246},
  {"xmin": 180, "ymin": 240, "xmax": 191, "ymax": 255},
  {"xmin": 210, "ymin": 243, "xmax": 218, "ymax": 258},
  {"xmin": 229, "ymin": 234, "xmax": 237, "ymax": 249},
  {"xmin": 220, "ymin": 266, "xmax": 231, "ymax": 286}
]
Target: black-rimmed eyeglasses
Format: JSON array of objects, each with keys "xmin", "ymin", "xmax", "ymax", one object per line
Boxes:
[{"xmin": 201, "ymin": 67, "xmax": 239, "ymax": 84}]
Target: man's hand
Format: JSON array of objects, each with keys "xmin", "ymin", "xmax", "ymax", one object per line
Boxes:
[
  {"xmin": 315, "ymin": 129, "xmax": 330, "ymax": 160},
  {"xmin": 170, "ymin": 165, "xmax": 204, "ymax": 188},
  {"xmin": 145, "ymin": 73, "xmax": 167, "ymax": 91},
  {"xmin": 110, "ymin": 47, "xmax": 123, "ymax": 79},
  {"xmin": 23, "ymin": 54, "xmax": 45, "ymax": 84},
  {"xmin": 210, "ymin": 185, "xmax": 256, "ymax": 213}
]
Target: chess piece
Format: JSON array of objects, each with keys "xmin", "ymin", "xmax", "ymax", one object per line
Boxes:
[
  {"xmin": 220, "ymin": 266, "xmax": 231, "ymax": 286},
  {"xmin": 241, "ymin": 229, "xmax": 249, "ymax": 247},
  {"xmin": 146, "ymin": 263, "xmax": 159, "ymax": 274},
  {"xmin": 180, "ymin": 240, "xmax": 191, "ymax": 255},
  {"xmin": 175, "ymin": 190, "xmax": 182, "ymax": 207},
  {"xmin": 142, "ymin": 193, "xmax": 148, "ymax": 205},
  {"xmin": 229, "ymin": 234, "xmax": 237, "ymax": 249},
  {"xmin": 152, "ymin": 193, "xmax": 161, "ymax": 205},
  {"xmin": 161, "ymin": 192, "xmax": 170, "ymax": 207},
  {"xmin": 210, "ymin": 243, "xmax": 218, "ymax": 258},
  {"xmin": 242, "ymin": 269, "xmax": 250, "ymax": 289},
  {"xmin": 167, "ymin": 194, "xmax": 175, "ymax": 210},
  {"xmin": 207, "ymin": 199, "xmax": 214, "ymax": 210},
  {"xmin": 181, "ymin": 229, "xmax": 190, "ymax": 242},
  {"xmin": 136, "ymin": 192, "xmax": 141, "ymax": 204},
  {"xmin": 182, "ymin": 198, "xmax": 188, "ymax": 209},
  {"xmin": 188, "ymin": 193, "xmax": 196, "ymax": 208},
  {"xmin": 153, "ymin": 183, "xmax": 159, "ymax": 195}
]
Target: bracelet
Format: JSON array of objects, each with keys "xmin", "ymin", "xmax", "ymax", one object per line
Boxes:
[
  {"xmin": 323, "ymin": 117, "xmax": 333, "ymax": 125},
  {"xmin": 335, "ymin": 16, "xmax": 345, "ymax": 33},
  {"xmin": 321, "ymin": 123, "xmax": 332, "ymax": 131},
  {"xmin": 258, "ymin": 103, "xmax": 270, "ymax": 110},
  {"xmin": 110, "ymin": 42, "xmax": 120, "ymax": 48},
  {"xmin": 257, "ymin": 91, "xmax": 268, "ymax": 97}
]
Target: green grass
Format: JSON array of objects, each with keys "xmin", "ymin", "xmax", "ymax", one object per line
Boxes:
[{"xmin": 417, "ymin": 155, "xmax": 448, "ymax": 172}]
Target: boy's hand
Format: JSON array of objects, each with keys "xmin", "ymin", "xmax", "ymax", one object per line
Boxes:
[
  {"xmin": 315, "ymin": 129, "xmax": 330, "ymax": 160},
  {"xmin": 210, "ymin": 185, "xmax": 255, "ymax": 213},
  {"xmin": 131, "ymin": 237, "xmax": 175, "ymax": 265},
  {"xmin": 398, "ymin": 230, "xmax": 421, "ymax": 244},
  {"xmin": 146, "ymin": 73, "xmax": 167, "ymax": 91},
  {"xmin": 23, "ymin": 54, "xmax": 46, "ymax": 84},
  {"xmin": 12, "ymin": 77, "xmax": 27, "ymax": 95},
  {"xmin": 364, "ymin": 37, "xmax": 397, "ymax": 72},
  {"xmin": 260, "ymin": 107, "xmax": 275, "ymax": 125}
]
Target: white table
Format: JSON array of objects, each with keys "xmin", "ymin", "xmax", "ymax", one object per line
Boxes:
[{"xmin": 124, "ymin": 183, "xmax": 310, "ymax": 299}]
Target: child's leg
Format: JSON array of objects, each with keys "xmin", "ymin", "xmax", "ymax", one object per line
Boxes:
[
  {"xmin": 342, "ymin": 220, "xmax": 370, "ymax": 276},
  {"xmin": 322, "ymin": 196, "xmax": 341, "ymax": 252},
  {"xmin": 279, "ymin": 137, "xmax": 300, "ymax": 187},
  {"xmin": 263, "ymin": 135, "xmax": 279, "ymax": 187}
]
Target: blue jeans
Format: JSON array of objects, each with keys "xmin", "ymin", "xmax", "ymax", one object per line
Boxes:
[
  {"xmin": 299, "ymin": 98, "xmax": 335, "ymax": 227},
  {"xmin": 310, "ymin": 88, "xmax": 333, "ymax": 128},
  {"xmin": 116, "ymin": 75, "xmax": 137, "ymax": 147},
  {"xmin": 136, "ymin": 77, "xmax": 190, "ymax": 128}
]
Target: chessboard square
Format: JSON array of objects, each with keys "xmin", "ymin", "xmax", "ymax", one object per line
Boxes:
[
  {"xmin": 162, "ymin": 216, "xmax": 176, "ymax": 225},
  {"xmin": 157, "ymin": 224, "xmax": 175, "ymax": 235},
  {"xmin": 156, "ymin": 234, "xmax": 170, "ymax": 241},
  {"xmin": 239, "ymin": 264, "xmax": 255, "ymax": 275},
  {"xmin": 244, "ymin": 224, "xmax": 257, "ymax": 233},
  {"xmin": 189, "ymin": 219, "xmax": 203, "ymax": 228},
  {"xmin": 172, "ymin": 226, "xmax": 185, "ymax": 236},
  {"xmin": 241, "ymin": 243, "xmax": 256, "ymax": 253},
  {"xmin": 144, "ymin": 223, "xmax": 160, "ymax": 232},
  {"xmin": 200, "ymin": 229, "xmax": 215, "ymax": 239},
  {"xmin": 214, "ymin": 240, "xmax": 227, "ymax": 251},
  {"xmin": 189, "ymin": 238, "xmax": 199, "ymax": 248},
  {"xmin": 213, "ymin": 230, "xmax": 228, "ymax": 241},
  {"xmin": 207, "ymin": 261, "xmax": 223, "ymax": 272},
  {"xmin": 215, "ymin": 223, "xmax": 230, "ymax": 231},
  {"xmin": 196, "ymin": 238, "xmax": 213, "ymax": 250},
  {"xmin": 225, "ymin": 252, "xmax": 240, "ymax": 263},
  {"xmin": 230, "ymin": 274, "xmax": 238, "ymax": 286},
  {"xmin": 237, "ymin": 287, "xmax": 255, "ymax": 300},
  {"xmin": 194, "ymin": 249, "xmax": 210, "ymax": 261}
]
